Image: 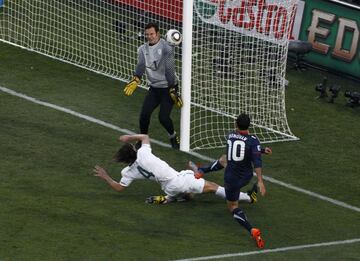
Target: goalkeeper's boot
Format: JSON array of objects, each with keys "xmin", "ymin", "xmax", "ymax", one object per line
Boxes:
[
  {"xmin": 145, "ymin": 195, "xmax": 167, "ymax": 204},
  {"xmin": 247, "ymin": 183, "xmax": 258, "ymax": 204},
  {"xmin": 170, "ymin": 135, "xmax": 180, "ymax": 150},
  {"xmin": 188, "ymin": 161, "xmax": 204, "ymax": 179},
  {"xmin": 251, "ymin": 228, "xmax": 265, "ymax": 248}
]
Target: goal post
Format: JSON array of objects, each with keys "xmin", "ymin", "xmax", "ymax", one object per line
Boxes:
[
  {"xmin": 184, "ymin": 0, "xmax": 299, "ymax": 150},
  {"xmin": 179, "ymin": 0, "xmax": 193, "ymax": 152},
  {"xmin": 0, "ymin": 0, "xmax": 299, "ymax": 151}
]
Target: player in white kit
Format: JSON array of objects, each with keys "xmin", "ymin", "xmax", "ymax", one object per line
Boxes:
[{"xmin": 93, "ymin": 134, "xmax": 257, "ymax": 204}]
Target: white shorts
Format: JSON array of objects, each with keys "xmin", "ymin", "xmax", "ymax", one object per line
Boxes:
[{"xmin": 163, "ymin": 170, "xmax": 205, "ymax": 197}]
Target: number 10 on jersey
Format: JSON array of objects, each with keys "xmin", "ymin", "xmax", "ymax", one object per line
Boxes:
[{"xmin": 227, "ymin": 140, "xmax": 246, "ymax": 161}]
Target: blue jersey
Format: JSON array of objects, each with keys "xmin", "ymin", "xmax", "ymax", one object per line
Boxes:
[{"xmin": 224, "ymin": 131, "xmax": 262, "ymax": 180}]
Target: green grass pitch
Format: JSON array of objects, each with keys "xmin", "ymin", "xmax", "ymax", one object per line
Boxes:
[{"xmin": 0, "ymin": 42, "xmax": 359, "ymax": 260}]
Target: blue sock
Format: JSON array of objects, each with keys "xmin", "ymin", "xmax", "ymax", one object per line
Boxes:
[
  {"xmin": 199, "ymin": 160, "xmax": 224, "ymax": 174},
  {"xmin": 232, "ymin": 208, "xmax": 253, "ymax": 233}
]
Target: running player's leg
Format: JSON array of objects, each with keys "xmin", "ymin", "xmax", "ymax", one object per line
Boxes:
[
  {"xmin": 189, "ymin": 154, "xmax": 227, "ymax": 179},
  {"xmin": 200, "ymin": 154, "xmax": 227, "ymax": 173},
  {"xmin": 225, "ymin": 180, "xmax": 264, "ymax": 248}
]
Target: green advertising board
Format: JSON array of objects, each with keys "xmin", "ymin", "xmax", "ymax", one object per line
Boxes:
[{"xmin": 299, "ymin": 0, "xmax": 360, "ymax": 79}]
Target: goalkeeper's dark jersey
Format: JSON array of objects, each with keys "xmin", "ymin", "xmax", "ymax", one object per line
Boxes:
[
  {"xmin": 134, "ymin": 38, "xmax": 178, "ymax": 88},
  {"xmin": 224, "ymin": 131, "xmax": 262, "ymax": 180}
]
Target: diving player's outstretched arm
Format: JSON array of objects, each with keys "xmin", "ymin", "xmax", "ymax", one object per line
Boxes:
[
  {"xmin": 93, "ymin": 165, "xmax": 126, "ymax": 192},
  {"xmin": 119, "ymin": 134, "xmax": 150, "ymax": 145}
]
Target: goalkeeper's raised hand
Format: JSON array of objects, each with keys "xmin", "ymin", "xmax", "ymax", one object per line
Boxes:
[
  {"xmin": 124, "ymin": 76, "xmax": 140, "ymax": 96},
  {"xmin": 169, "ymin": 85, "xmax": 183, "ymax": 108}
]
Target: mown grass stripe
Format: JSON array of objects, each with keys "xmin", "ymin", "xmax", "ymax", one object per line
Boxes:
[{"xmin": 1, "ymin": 85, "xmax": 359, "ymax": 215}]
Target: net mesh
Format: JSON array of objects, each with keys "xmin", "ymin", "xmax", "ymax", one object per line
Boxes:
[
  {"xmin": 0, "ymin": 0, "xmax": 181, "ymax": 79},
  {"xmin": 0, "ymin": 0, "xmax": 298, "ymax": 150},
  {"xmin": 190, "ymin": 0, "xmax": 298, "ymax": 149}
]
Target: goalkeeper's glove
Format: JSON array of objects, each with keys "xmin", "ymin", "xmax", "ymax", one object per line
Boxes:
[
  {"xmin": 124, "ymin": 76, "xmax": 140, "ymax": 96},
  {"xmin": 169, "ymin": 85, "xmax": 183, "ymax": 108}
]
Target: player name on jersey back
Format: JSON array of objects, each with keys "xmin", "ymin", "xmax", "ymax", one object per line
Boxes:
[{"xmin": 228, "ymin": 133, "xmax": 248, "ymax": 141}]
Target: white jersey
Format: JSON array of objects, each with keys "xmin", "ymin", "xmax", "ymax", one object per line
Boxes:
[
  {"xmin": 119, "ymin": 144, "xmax": 205, "ymax": 197},
  {"xmin": 120, "ymin": 144, "xmax": 178, "ymax": 191},
  {"xmin": 120, "ymin": 161, "xmax": 156, "ymax": 186}
]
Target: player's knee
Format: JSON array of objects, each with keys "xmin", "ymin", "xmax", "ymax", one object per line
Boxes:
[{"xmin": 219, "ymin": 154, "xmax": 227, "ymax": 167}]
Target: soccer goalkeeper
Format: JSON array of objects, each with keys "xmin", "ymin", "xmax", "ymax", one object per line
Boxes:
[{"xmin": 124, "ymin": 22, "xmax": 182, "ymax": 149}]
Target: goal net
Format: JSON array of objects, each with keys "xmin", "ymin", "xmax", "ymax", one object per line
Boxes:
[
  {"xmin": 0, "ymin": 0, "xmax": 298, "ymax": 151},
  {"xmin": 189, "ymin": 0, "xmax": 299, "ymax": 149}
]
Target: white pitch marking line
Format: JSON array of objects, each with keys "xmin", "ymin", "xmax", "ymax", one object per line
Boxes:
[
  {"xmin": 263, "ymin": 176, "xmax": 360, "ymax": 212},
  {"xmin": 1, "ymin": 86, "xmax": 359, "ymax": 214},
  {"xmin": 172, "ymin": 238, "xmax": 360, "ymax": 261}
]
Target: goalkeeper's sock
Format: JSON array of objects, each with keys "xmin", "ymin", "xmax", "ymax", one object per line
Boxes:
[
  {"xmin": 232, "ymin": 208, "xmax": 253, "ymax": 233},
  {"xmin": 199, "ymin": 160, "xmax": 224, "ymax": 174}
]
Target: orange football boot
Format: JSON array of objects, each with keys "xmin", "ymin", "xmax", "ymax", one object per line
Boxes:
[{"xmin": 251, "ymin": 228, "xmax": 265, "ymax": 248}]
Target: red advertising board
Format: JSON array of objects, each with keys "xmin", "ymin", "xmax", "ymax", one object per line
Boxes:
[{"xmin": 114, "ymin": 0, "xmax": 183, "ymax": 22}]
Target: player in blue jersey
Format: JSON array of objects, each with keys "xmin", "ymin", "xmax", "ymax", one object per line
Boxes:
[
  {"xmin": 123, "ymin": 22, "xmax": 182, "ymax": 149},
  {"xmin": 189, "ymin": 147, "xmax": 272, "ymax": 180},
  {"xmin": 188, "ymin": 144, "xmax": 271, "ymax": 203},
  {"xmin": 225, "ymin": 113, "xmax": 266, "ymax": 248},
  {"xmin": 186, "ymin": 114, "xmax": 267, "ymax": 247}
]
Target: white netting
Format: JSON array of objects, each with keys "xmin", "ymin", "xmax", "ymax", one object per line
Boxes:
[
  {"xmin": 0, "ymin": 0, "xmax": 181, "ymax": 80},
  {"xmin": 0, "ymin": 0, "xmax": 298, "ymax": 150},
  {"xmin": 190, "ymin": 0, "xmax": 298, "ymax": 149}
]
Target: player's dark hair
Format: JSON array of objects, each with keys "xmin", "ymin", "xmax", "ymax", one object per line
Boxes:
[
  {"xmin": 145, "ymin": 22, "xmax": 159, "ymax": 33},
  {"xmin": 113, "ymin": 143, "xmax": 137, "ymax": 164},
  {"xmin": 236, "ymin": 113, "xmax": 251, "ymax": 130}
]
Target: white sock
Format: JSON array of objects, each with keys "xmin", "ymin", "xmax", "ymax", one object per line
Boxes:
[
  {"xmin": 215, "ymin": 186, "xmax": 250, "ymax": 202},
  {"xmin": 215, "ymin": 186, "xmax": 226, "ymax": 198},
  {"xmin": 239, "ymin": 192, "xmax": 250, "ymax": 202}
]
